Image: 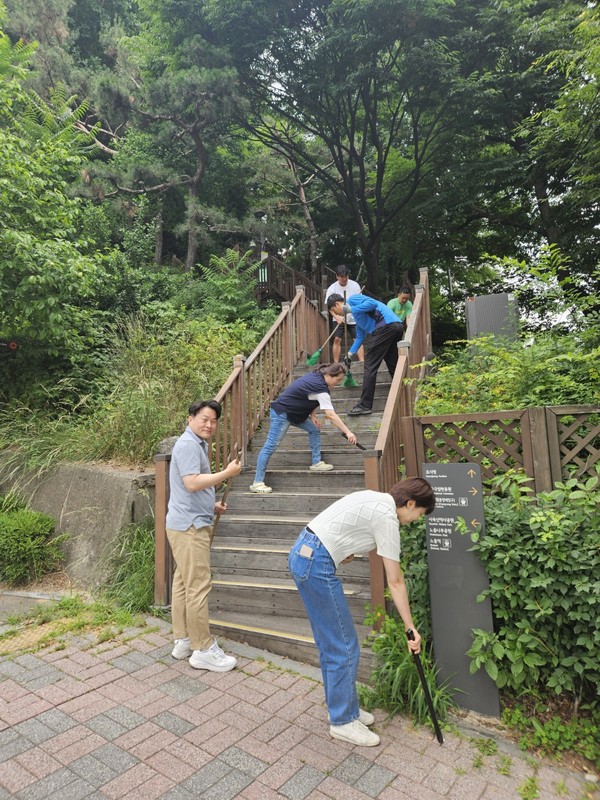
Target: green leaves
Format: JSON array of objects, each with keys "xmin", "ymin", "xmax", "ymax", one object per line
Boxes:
[{"xmin": 467, "ymin": 467, "xmax": 600, "ymax": 707}]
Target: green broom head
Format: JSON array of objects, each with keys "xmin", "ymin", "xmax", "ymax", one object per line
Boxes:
[
  {"xmin": 342, "ymin": 369, "xmax": 358, "ymax": 387},
  {"xmin": 306, "ymin": 347, "xmax": 322, "ymax": 366}
]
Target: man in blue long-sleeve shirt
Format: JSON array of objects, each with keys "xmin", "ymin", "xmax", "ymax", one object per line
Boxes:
[{"xmin": 327, "ymin": 293, "xmax": 403, "ymax": 415}]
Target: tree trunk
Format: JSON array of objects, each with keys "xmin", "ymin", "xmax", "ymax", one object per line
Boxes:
[{"xmin": 154, "ymin": 207, "xmax": 163, "ymax": 265}]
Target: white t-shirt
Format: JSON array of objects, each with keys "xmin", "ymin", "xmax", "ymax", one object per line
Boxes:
[
  {"xmin": 308, "ymin": 490, "xmax": 400, "ymax": 567},
  {"xmin": 325, "ymin": 279, "xmax": 362, "ymax": 325},
  {"xmin": 308, "ymin": 391, "xmax": 334, "ymax": 411}
]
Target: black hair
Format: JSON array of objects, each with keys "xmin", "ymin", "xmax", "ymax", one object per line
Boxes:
[
  {"xmin": 314, "ymin": 362, "xmax": 347, "ymax": 377},
  {"xmin": 398, "ymin": 287, "xmax": 412, "ymax": 295},
  {"xmin": 389, "ymin": 478, "xmax": 436, "ymax": 514},
  {"xmin": 188, "ymin": 399, "xmax": 222, "ymax": 419},
  {"xmin": 326, "ymin": 293, "xmax": 344, "ymax": 309},
  {"xmin": 335, "ymin": 265, "xmax": 350, "ymax": 277}
]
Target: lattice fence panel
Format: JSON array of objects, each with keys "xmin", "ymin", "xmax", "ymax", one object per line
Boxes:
[
  {"xmin": 556, "ymin": 412, "xmax": 600, "ymax": 478},
  {"xmin": 422, "ymin": 417, "xmax": 524, "ymax": 481}
]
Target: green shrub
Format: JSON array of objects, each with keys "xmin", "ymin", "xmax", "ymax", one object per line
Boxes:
[
  {"xmin": 0, "ymin": 509, "xmax": 68, "ymax": 584},
  {"xmin": 465, "ymin": 468, "xmax": 600, "ymax": 707}
]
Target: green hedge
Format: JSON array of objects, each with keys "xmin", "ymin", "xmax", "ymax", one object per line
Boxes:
[{"xmin": 0, "ymin": 501, "xmax": 68, "ymax": 584}]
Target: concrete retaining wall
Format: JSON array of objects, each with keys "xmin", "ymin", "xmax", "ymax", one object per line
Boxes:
[{"xmin": 0, "ymin": 462, "xmax": 155, "ymax": 588}]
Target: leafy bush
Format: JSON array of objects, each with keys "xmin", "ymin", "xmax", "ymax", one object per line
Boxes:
[
  {"xmin": 465, "ymin": 469, "xmax": 599, "ymax": 709},
  {"xmin": 0, "ymin": 509, "xmax": 68, "ymax": 584},
  {"xmin": 416, "ymin": 331, "xmax": 599, "ymax": 414}
]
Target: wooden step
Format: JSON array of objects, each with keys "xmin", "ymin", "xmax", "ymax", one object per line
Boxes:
[
  {"xmin": 209, "ymin": 610, "xmax": 375, "ymax": 681},
  {"xmin": 225, "ymin": 490, "xmax": 345, "ymax": 515},
  {"xmin": 209, "ymin": 575, "xmax": 369, "ymax": 620},
  {"xmin": 237, "ymin": 468, "xmax": 365, "ymax": 491},
  {"xmin": 211, "ymin": 540, "xmax": 371, "ymax": 581}
]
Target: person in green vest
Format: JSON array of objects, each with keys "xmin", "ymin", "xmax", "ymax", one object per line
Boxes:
[{"xmin": 387, "ymin": 287, "xmax": 413, "ymax": 326}]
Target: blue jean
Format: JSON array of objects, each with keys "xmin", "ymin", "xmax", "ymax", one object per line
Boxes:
[
  {"xmin": 288, "ymin": 529, "xmax": 360, "ymax": 725},
  {"xmin": 254, "ymin": 409, "xmax": 321, "ymax": 483}
]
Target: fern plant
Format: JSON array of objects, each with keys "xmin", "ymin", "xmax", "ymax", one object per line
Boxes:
[{"xmin": 199, "ymin": 248, "xmax": 262, "ymax": 323}]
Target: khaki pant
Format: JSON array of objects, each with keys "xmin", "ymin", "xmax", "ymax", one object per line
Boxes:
[{"xmin": 166, "ymin": 524, "xmax": 213, "ymax": 651}]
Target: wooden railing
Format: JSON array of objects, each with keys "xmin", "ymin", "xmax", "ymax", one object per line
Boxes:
[
  {"xmin": 363, "ymin": 269, "xmax": 433, "ymax": 611},
  {"xmin": 257, "ymin": 253, "xmax": 322, "ymax": 305},
  {"xmin": 401, "ymin": 405, "xmax": 600, "ymax": 492}
]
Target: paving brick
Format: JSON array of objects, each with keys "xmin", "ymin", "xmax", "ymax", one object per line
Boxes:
[
  {"xmin": 230, "ymin": 734, "xmax": 286, "ymax": 766},
  {"xmin": 446, "ymin": 773, "xmax": 487, "ymax": 800},
  {"xmin": 320, "ymin": 775, "xmax": 384, "ymax": 799},
  {"xmin": 81, "ymin": 667, "xmax": 127, "ymax": 691},
  {"xmin": 0, "ymin": 678, "xmax": 29, "ymax": 701},
  {"xmin": 255, "ymin": 753, "xmax": 304, "ymax": 791},
  {"xmin": 129, "ymin": 728, "xmax": 177, "ymax": 760},
  {"xmin": 183, "ymin": 716, "xmax": 229, "ymax": 748},
  {"xmin": 0, "ymin": 733, "xmax": 33, "ymax": 763},
  {"xmin": 151, "ymin": 710, "xmax": 195, "ymax": 736},
  {"xmin": 163, "ymin": 738, "xmax": 212, "ymax": 771},
  {"xmin": 145, "ymin": 749, "xmax": 197, "ymax": 782},
  {"xmin": 180, "ymin": 759, "xmax": 232, "ymax": 794},
  {"xmin": 279, "ymin": 764, "xmax": 326, "ymax": 800},
  {"xmin": 46, "ymin": 775, "xmax": 98, "ymax": 800},
  {"xmin": 201, "ymin": 768, "xmax": 253, "ymax": 800},
  {"xmin": 167, "ymin": 702, "xmax": 209, "ymax": 727},
  {"xmin": 53, "ymin": 731, "xmax": 107, "ymax": 766},
  {"xmin": 0, "ymin": 757, "xmax": 37, "ymax": 793},
  {"xmin": 15, "ymin": 745, "xmax": 62, "ymax": 779},
  {"xmin": 276, "ymin": 697, "xmax": 314, "ymax": 723},
  {"xmin": 100, "ymin": 763, "xmax": 159, "ymax": 799},
  {"xmin": 252, "ymin": 715, "xmax": 292, "ymax": 743},
  {"xmin": 36, "ymin": 708, "xmax": 78, "ymax": 734},
  {"xmin": 121, "ymin": 687, "xmax": 167, "ymax": 712},
  {"xmin": 226, "ymin": 699, "xmax": 271, "ymax": 726},
  {"xmin": 16, "ymin": 767, "xmax": 78, "ymax": 800},
  {"xmin": 257, "ymin": 689, "xmax": 294, "ymax": 715},
  {"xmin": 354, "ymin": 763, "xmax": 397, "ymax": 797},
  {"xmin": 0, "ymin": 694, "xmax": 53, "ymax": 725},
  {"xmin": 112, "ymin": 720, "xmax": 161, "ymax": 751},
  {"xmin": 85, "ymin": 714, "xmax": 129, "ymax": 741},
  {"xmin": 68, "ymin": 753, "xmax": 119, "ymax": 788},
  {"xmin": 160, "ymin": 786, "xmax": 196, "ymax": 800},
  {"xmin": 91, "ymin": 742, "xmax": 139, "ymax": 774},
  {"xmin": 20, "ymin": 672, "xmax": 63, "ymax": 692},
  {"xmin": 136, "ymin": 772, "xmax": 175, "ymax": 800},
  {"xmin": 219, "ymin": 746, "xmax": 268, "ymax": 779},
  {"xmin": 160, "ymin": 674, "xmax": 210, "ymax": 702},
  {"xmin": 331, "ymin": 753, "xmax": 373, "ymax": 784},
  {"xmin": 288, "ymin": 741, "xmax": 340, "ymax": 773},
  {"xmin": 240, "ymin": 782, "xmax": 288, "ymax": 800},
  {"xmin": 66, "ymin": 694, "xmax": 118, "ymax": 723}
]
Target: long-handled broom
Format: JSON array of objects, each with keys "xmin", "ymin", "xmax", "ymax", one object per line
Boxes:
[
  {"xmin": 306, "ymin": 325, "xmax": 339, "ymax": 366},
  {"xmin": 210, "ymin": 452, "xmax": 241, "ymax": 544}
]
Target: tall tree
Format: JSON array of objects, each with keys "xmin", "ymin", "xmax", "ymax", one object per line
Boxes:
[{"xmin": 206, "ymin": 0, "xmax": 462, "ymax": 293}]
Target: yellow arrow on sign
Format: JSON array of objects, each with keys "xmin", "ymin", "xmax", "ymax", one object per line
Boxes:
[
  {"xmin": 471, "ymin": 519, "xmax": 480, "ymax": 528},
  {"xmin": 469, "ymin": 487, "xmax": 478, "ymax": 496},
  {"xmin": 467, "ymin": 469, "xmax": 476, "ymax": 478}
]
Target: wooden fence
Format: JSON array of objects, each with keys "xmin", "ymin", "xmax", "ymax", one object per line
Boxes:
[{"xmin": 401, "ymin": 405, "xmax": 600, "ymax": 492}]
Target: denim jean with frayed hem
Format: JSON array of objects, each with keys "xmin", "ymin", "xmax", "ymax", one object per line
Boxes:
[
  {"xmin": 288, "ymin": 529, "xmax": 360, "ymax": 725},
  {"xmin": 254, "ymin": 409, "xmax": 321, "ymax": 483}
]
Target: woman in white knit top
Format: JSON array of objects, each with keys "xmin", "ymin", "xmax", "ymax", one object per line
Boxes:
[{"xmin": 288, "ymin": 478, "xmax": 436, "ymax": 747}]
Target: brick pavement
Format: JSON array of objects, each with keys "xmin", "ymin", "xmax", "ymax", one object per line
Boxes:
[{"xmin": 0, "ymin": 616, "xmax": 596, "ymax": 800}]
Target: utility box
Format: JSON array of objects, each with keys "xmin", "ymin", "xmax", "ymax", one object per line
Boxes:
[{"xmin": 465, "ymin": 292, "xmax": 519, "ymax": 340}]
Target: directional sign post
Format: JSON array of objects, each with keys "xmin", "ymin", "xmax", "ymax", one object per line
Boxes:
[{"xmin": 423, "ymin": 463, "xmax": 500, "ymax": 717}]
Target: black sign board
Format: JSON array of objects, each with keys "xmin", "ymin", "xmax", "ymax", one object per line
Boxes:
[{"xmin": 423, "ymin": 463, "xmax": 500, "ymax": 717}]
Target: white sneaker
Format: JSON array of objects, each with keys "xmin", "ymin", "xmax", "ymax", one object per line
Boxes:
[
  {"xmin": 189, "ymin": 640, "xmax": 237, "ymax": 672},
  {"xmin": 249, "ymin": 481, "xmax": 272, "ymax": 493},
  {"xmin": 309, "ymin": 461, "xmax": 334, "ymax": 472},
  {"xmin": 171, "ymin": 638, "xmax": 192, "ymax": 660},
  {"xmin": 330, "ymin": 719, "xmax": 380, "ymax": 747},
  {"xmin": 359, "ymin": 708, "xmax": 375, "ymax": 726}
]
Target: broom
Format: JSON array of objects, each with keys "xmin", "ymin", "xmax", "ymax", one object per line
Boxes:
[
  {"xmin": 342, "ymin": 293, "xmax": 358, "ymax": 388},
  {"xmin": 210, "ymin": 452, "xmax": 241, "ymax": 544},
  {"xmin": 306, "ymin": 325, "xmax": 339, "ymax": 366}
]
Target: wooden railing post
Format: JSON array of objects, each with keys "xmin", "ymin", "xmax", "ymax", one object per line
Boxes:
[
  {"xmin": 153, "ymin": 454, "xmax": 171, "ymax": 607},
  {"xmin": 364, "ymin": 451, "xmax": 386, "ymax": 615},
  {"xmin": 234, "ymin": 353, "xmax": 247, "ymax": 467},
  {"xmin": 527, "ymin": 407, "xmax": 553, "ymax": 493}
]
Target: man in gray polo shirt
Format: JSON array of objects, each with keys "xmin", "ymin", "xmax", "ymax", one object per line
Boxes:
[{"xmin": 166, "ymin": 400, "xmax": 242, "ymax": 671}]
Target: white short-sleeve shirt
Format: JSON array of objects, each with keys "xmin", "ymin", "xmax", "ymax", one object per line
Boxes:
[{"xmin": 308, "ymin": 490, "xmax": 400, "ymax": 567}]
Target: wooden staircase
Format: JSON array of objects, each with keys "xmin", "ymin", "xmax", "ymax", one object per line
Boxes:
[{"xmin": 208, "ymin": 361, "xmax": 391, "ymax": 678}]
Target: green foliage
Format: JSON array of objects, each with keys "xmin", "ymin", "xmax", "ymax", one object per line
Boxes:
[
  {"xmin": 360, "ymin": 606, "xmax": 455, "ymax": 728},
  {"xmin": 0, "ymin": 491, "xmax": 26, "ymax": 513},
  {"xmin": 103, "ymin": 521, "xmax": 155, "ymax": 613},
  {"xmin": 502, "ymin": 705, "xmax": 600, "ymax": 770},
  {"xmin": 198, "ymin": 248, "xmax": 265, "ymax": 324},
  {"xmin": 465, "ymin": 469, "xmax": 600, "ymax": 706},
  {"xmin": 0, "ymin": 309, "xmax": 275, "ymax": 467},
  {"xmin": 0, "ymin": 508, "xmax": 68, "ymax": 584},
  {"xmin": 416, "ymin": 331, "xmax": 599, "ymax": 415},
  {"xmin": 398, "ymin": 516, "xmax": 431, "ymax": 641}
]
